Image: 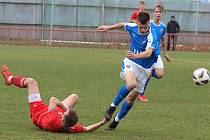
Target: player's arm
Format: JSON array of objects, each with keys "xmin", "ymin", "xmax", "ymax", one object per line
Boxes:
[
  {"xmin": 68, "ymin": 118, "xmax": 108, "ymax": 133},
  {"xmin": 97, "ymin": 22, "xmax": 126, "ymax": 32},
  {"xmin": 48, "ymin": 97, "xmax": 68, "ymax": 112},
  {"xmin": 176, "ymin": 22, "xmax": 180, "ymax": 33},
  {"xmin": 126, "ymin": 31, "xmax": 155, "ymax": 59},
  {"xmin": 126, "ymin": 48, "xmax": 153, "ymax": 59},
  {"xmin": 162, "ymin": 36, "xmax": 172, "ymax": 62},
  {"xmin": 83, "ymin": 118, "xmax": 108, "ymax": 132}
]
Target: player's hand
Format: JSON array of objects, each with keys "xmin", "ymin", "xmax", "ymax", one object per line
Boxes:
[
  {"xmin": 126, "ymin": 50, "xmax": 137, "ymax": 59},
  {"xmin": 164, "ymin": 54, "xmax": 172, "ymax": 63},
  {"xmin": 97, "ymin": 25, "xmax": 110, "ymax": 32}
]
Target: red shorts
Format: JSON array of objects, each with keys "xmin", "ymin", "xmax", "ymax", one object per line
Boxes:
[{"xmin": 29, "ymin": 101, "xmax": 48, "ymax": 124}]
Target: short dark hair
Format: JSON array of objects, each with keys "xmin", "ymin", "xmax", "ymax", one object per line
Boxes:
[
  {"xmin": 63, "ymin": 109, "xmax": 78, "ymax": 131},
  {"xmin": 137, "ymin": 12, "xmax": 150, "ymax": 24},
  {"xmin": 139, "ymin": 1, "xmax": 145, "ymax": 5},
  {"xmin": 171, "ymin": 15, "xmax": 175, "ymax": 18}
]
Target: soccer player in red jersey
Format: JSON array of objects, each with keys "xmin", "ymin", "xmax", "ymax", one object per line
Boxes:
[
  {"xmin": 129, "ymin": 1, "xmax": 145, "ymax": 23},
  {"xmin": 1, "ymin": 65, "xmax": 107, "ymax": 133}
]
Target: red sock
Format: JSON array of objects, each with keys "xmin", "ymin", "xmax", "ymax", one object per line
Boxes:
[{"xmin": 11, "ymin": 76, "xmax": 27, "ymax": 88}]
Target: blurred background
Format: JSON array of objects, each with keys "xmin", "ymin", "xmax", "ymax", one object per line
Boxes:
[
  {"xmin": 0, "ymin": 0, "xmax": 210, "ymax": 50},
  {"xmin": 1, "ymin": 0, "xmax": 210, "ymax": 33}
]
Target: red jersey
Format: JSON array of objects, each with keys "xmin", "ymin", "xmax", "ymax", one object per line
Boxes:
[
  {"xmin": 29, "ymin": 101, "xmax": 85, "ymax": 133},
  {"xmin": 130, "ymin": 10, "xmax": 139, "ymax": 21}
]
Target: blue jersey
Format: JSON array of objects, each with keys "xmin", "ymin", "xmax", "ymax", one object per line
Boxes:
[
  {"xmin": 124, "ymin": 23, "xmax": 158, "ymax": 69},
  {"xmin": 150, "ymin": 20, "xmax": 166, "ymax": 54}
]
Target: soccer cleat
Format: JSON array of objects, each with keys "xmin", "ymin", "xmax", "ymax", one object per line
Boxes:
[
  {"xmin": 1, "ymin": 65, "xmax": 12, "ymax": 85},
  {"xmin": 108, "ymin": 120, "xmax": 119, "ymax": 130},
  {"xmin": 137, "ymin": 95, "xmax": 148, "ymax": 102},
  {"xmin": 104, "ymin": 106, "xmax": 116, "ymax": 121}
]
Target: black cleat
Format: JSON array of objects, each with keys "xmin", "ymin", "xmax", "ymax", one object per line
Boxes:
[
  {"xmin": 108, "ymin": 120, "xmax": 119, "ymax": 130},
  {"xmin": 104, "ymin": 106, "xmax": 116, "ymax": 121}
]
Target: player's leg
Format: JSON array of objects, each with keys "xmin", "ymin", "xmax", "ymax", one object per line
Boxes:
[
  {"xmin": 167, "ymin": 34, "xmax": 171, "ymax": 51},
  {"xmin": 26, "ymin": 78, "xmax": 42, "ymax": 102},
  {"xmin": 1, "ymin": 65, "xmax": 50, "ymax": 130},
  {"xmin": 1, "ymin": 65, "xmax": 41, "ymax": 99},
  {"xmin": 105, "ymin": 71, "xmax": 137, "ymax": 120},
  {"xmin": 114, "ymin": 64, "xmax": 138, "ymax": 107},
  {"xmin": 172, "ymin": 35, "xmax": 175, "ymax": 51},
  {"xmin": 104, "ymin": 59, "xmax": 137, "ymax": 120},
  {"xmin": 108, "ymin": 68, "xmax": 148, "ymax": 130},
  {"xmin": 62, "ymin": 94, "xmax": 79, "ymax": 108},
  {"xmin": 152, "ymin": 56, "xmax": 165, "ymax": 79},
  {"xmin": 174, "ymin": 35, "xmax": 177, "ymax": 51},
  {"xmin": 1, "ymin": 65, "xmax": 27, "ymax": 88},
  {"xmin": 138, "ymin": 56, "xmax": 164, "ymax": 102},
  {"xmin": 137, "ymin": 78, "xmax": 150, "ymax": 102},
  {"xmin": 108, "ymin": 90, "xmax": 138, "ymax": 130},
  {"xmin": 153, "ymin": 68, "xmax": 164, "ymax": 79}
]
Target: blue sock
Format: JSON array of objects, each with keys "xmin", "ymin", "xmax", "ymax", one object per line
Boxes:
[
  {"xmin": 152, "ymin": 69, "xmax": 158, "ymax": 79},
  {"xmin": 113, "ymin": 84, "xmax": 130, "ymax": 107},
  {"xmin": 115, "ymin": 101, "xmax": 133, "ymax": 121}
]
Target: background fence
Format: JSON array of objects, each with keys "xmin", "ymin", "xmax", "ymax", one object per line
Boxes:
[
  {"xmin": 0, "ymin": 0, "xmax": 210, "ymax": 33},
  {"xmin": 1, "ymin": 27, "xmax": 210, "ymax": 51},
  {"xmin": 0, "ymin": 0, "xmax": 210, "ymax": 51}
]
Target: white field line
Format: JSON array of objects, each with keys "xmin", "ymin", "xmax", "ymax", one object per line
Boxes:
[
  {"xmin": 172, "ymin": 58, "xmax": 210, "ymax": 65},
  {"xmin": 41, "ymin": 40, "xmax": 127, "ymax": 46}
]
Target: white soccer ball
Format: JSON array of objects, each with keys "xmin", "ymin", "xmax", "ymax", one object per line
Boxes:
[{"xmin": 192, "ymin": 68, "xmax": 210, "ymax": 85}]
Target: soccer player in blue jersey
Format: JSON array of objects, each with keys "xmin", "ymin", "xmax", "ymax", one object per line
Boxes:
[
  {"xmin": 97, "ymin": 12, "xmax": 159, "ymax": 130},
  {"xmin": 137, "ymin": 4, "xmax": 172, "ymax": 102}
]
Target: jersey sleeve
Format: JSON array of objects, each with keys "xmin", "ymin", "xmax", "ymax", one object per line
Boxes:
[
  {"xmin": 162, "ymin": 25, "xmax": 166, "ymax": 38},
  {"xmin": 146, "ymin": 29, "xmax": 156, "ymax": 49},
  {"xmin": 69, "ymin": 124, "xmax": 85, "ymax": 133},
  {"xmin": 146, "ymin": 29, "xmax": 159, "ymax": 56},
  {"xmin": 124, "ymin": 23, "xmax": 131, "ymax": 31},
  {"xmin": 124, "ymin": 23, "xmax": 137, "ymax": 32}
]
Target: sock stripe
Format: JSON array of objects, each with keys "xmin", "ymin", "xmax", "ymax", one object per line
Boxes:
[{"xmin": 20, "ymin": 77, "xmax": 26, "ymax": 87}]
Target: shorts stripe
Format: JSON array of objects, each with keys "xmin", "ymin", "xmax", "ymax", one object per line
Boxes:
[{"xmin": 28, "ymin": 93, "xmax": 41, "ymax": 103}]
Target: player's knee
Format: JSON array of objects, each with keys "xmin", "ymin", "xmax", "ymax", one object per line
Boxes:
[
  {"xmin": 126, "ymin": 82, "xmax": 137, "ymax": 90},
  {"xmin": 155, "ymin": 70, "xmax": 164, "ymax": 79},
  {"xmin": 71, "ymin": 94, "xmax": 79, "ymax": 101},
  {"xmin": 156, "ymin": 73, "xmax": 164, "ymax": 79},
  {"xmin": 50, "ymin": 97, "xmax": 56, "ymax": 101},
  {"xmin": 125, "ymin": 97, "xmax": 135, "ymax": 105},
  {"xmin": 27, "ymin": 78, "xmax": 38, "ymax": 86}
]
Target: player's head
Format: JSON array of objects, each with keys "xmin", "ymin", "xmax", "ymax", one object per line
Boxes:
[
  {"xmin": 62, "ymin": 108, "xmax": 78, "ymax": 131},
  {"xmin": 136, "ymin": 12, "xmax": 150, "ymax": 34},
  {"xmin": 138, "ymin": 1, "xmax": 145, "ymax": 12},
  {"xmin": 170, "ymin": 15, "xmax": 175, "ymax": 21},
  {"xmin": 153, "ymin": 4, "xmax": 164, "ymax": 20}
]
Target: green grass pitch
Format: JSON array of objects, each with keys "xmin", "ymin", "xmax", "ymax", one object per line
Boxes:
[{"xmin": 0, "ymin": 46, "xmax": 210, "ymax": 140}]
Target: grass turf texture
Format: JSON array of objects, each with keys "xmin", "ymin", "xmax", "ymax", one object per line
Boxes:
[{"xmin": 0, "ymin": 46, "xmax": 210, "ymax": 140}]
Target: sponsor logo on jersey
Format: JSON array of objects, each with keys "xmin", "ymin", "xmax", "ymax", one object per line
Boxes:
[
  {"xmin": 142, "ymin": 40, "xmax": 147, "ymax": 45},
  {"xmin": 58, "ymin": 112, "xmax": 63, "ymax": 116},
  {"xmin": 126, "ymin": 65, "xmax": 131, "ymax": 68}
]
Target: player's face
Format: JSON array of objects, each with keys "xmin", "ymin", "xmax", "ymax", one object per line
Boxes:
[
  {"xmin": 139, "ymin": 3, "xmax": 145, "ymax": 12},
  {"xmin": 63, "ymin": 110, "xmax": 69, "ymax": 118},
  {"xmin": 153, "ymin": 8, "xmax": 163, "ymax": 20},
  {"xmin": 62, "ymin": 110, "xmax": 70, "ymax": 122},
  {"xmin": 136, "ymin": 21, "xmax": 150, "ymax": 34},
  {"xmin": 61, "ymin": 112, "xmax": 66, "ymax": 128}
]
